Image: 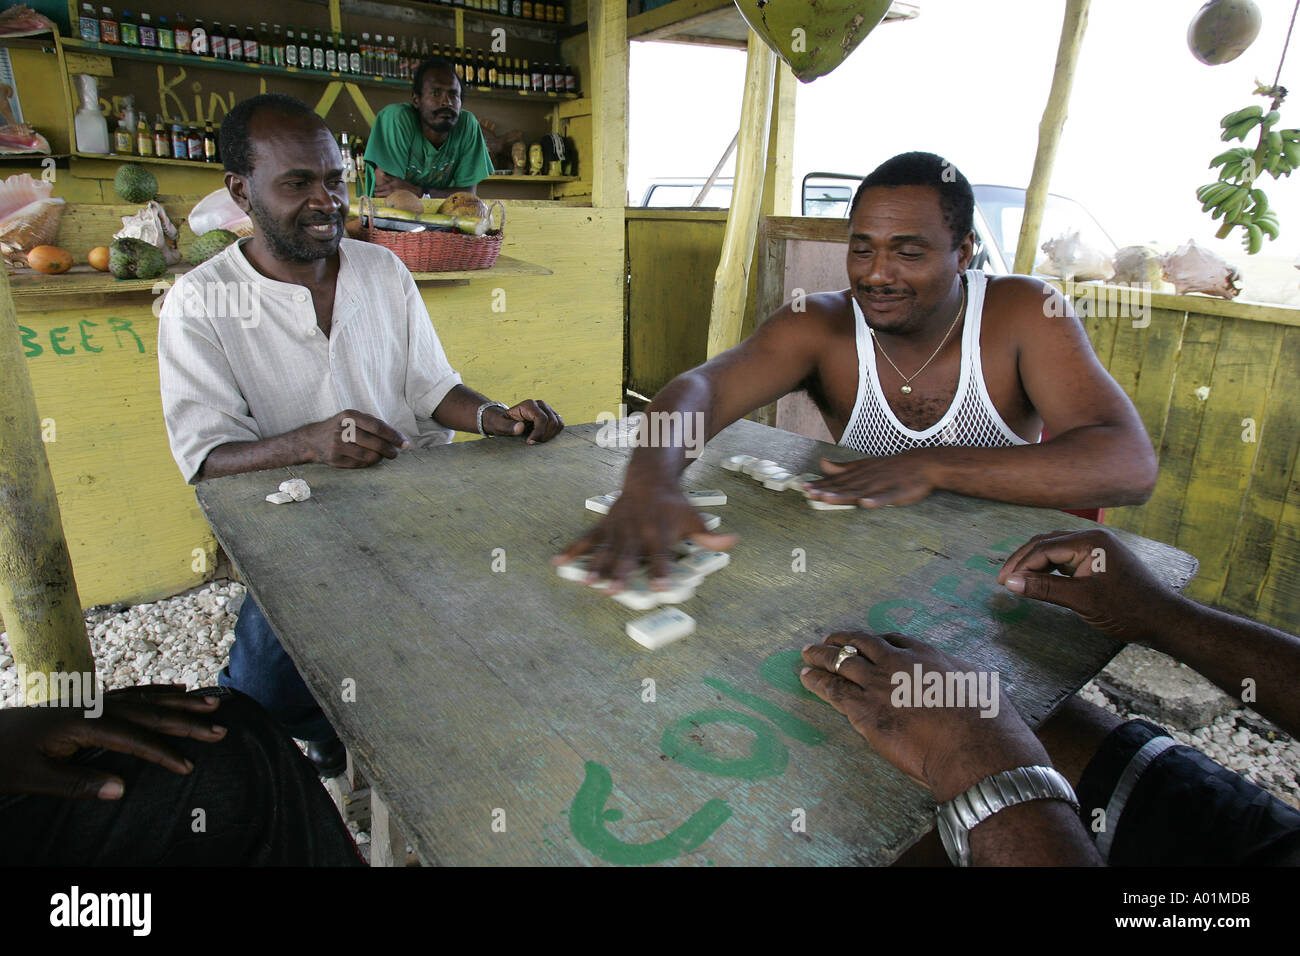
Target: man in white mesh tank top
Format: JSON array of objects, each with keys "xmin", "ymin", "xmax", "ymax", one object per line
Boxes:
[{"xmin": 561, "ymin": 151, "xmax": 1155, "ymax": 585}]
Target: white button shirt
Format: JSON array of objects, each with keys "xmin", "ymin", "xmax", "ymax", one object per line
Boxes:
[{"xmin": 158, "ymin": 237, "xmax": 462, "ymax": 483}]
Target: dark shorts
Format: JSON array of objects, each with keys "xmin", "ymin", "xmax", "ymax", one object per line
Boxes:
[{"xmin": 1076, "ymin": 719, "xmax": 1300, "ymax": 866}]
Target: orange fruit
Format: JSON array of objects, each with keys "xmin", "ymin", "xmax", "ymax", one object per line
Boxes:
[
  {"xmin": 87, "ymin": 246, "xmax": 111, "ymax": 271},
  {"xmin": 28, "ymin": 245, "xmax": 73, "ymax": 275}
]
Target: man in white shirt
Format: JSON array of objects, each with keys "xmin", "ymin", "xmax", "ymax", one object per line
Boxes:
[{"xmin": 158, "ymin": 93, "xmax": 562, "ymax": 775}]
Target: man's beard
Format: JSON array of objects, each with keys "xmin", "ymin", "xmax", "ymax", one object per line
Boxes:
[
  {"xmin": 249, "ymin": 192, "xmax": 342, "ymax": 263},
  {"xmin": 422, "ymin": 110, "xmax": 457, "ymax": 134}
]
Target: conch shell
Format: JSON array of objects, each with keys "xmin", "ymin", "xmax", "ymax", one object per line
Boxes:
[
  {"xmin": 0, "ymin": 173, "xmax": 64, "ymax": 266},
  {"xmin": 1159, "ymin": 239, "xmax": 1242, "ymax": 298},
  {"xmin": 1110, "ymin": 245, "xmax": 1162, "ymax": 286},
  {"xmin": 1039, "ymin": 229, "xmax": 1110, "ymax": 282},
  {"xmin": 115, "ymin": 200, "xmax": 181, "ymax": 264}
]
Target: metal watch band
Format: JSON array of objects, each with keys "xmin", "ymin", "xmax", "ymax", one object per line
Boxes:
[
  {"xmin": 936, "ymin": 765, "xmax": 1079, "ymax": 867},
  {"xmin": 476, "ymin": 401, "xmax": 509, "ymax": 438}
]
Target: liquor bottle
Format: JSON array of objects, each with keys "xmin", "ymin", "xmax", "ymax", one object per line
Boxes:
[
  {"xmin": 170, "ymin": 122, "xmax": 186, "ymax": 158},
  {"xmin": 397, "ymin": 36, "xmax": 407, "ymax": 79},
  {"xmin": 246, "ymin": 25, "xmax": 261, "ymax": 64},
  {"xmin": 298, "ymin": 31, "xmax": 311, "ymax": 70},
  {"xmin": 349, "ymin": 35, "xmax": 360, "ymax": 74},
  {"xmin": 272, "ymin": 24, "xmax": 284, "ymax": 66},
  {"xmin": 451, "ymin": 47, "xmax": 463, "ymax": 81},
  {"xmin": 135, "ymin": 115, "xmax": 153, "ymax": 156},
  {"xmin": 211, "ymin": 22, "xmax": 227, "ymax": 59},
  {"xmin": 120, "ymin": 9, "xmax": 138, "ymax": 46},
  {"xmin": 153, "ymin": 114, "xmax": 168, "ymax": 156},
  {"xmin": 360, "ymin": 34, "xmax": 372, "ymax": 74},
  {"xmin": 204, "ymin": 122, "xmax": 218, "ymax": 162},
  {"xmin": 565, "ymin": 63, "xmax": 577, "ymax": 94},
  {"xmin": 421, "ymin": 37, "xmax": 430, "ymax": 58},
  {"xmin": 387, "ymin": 37, "xmax": 397, "ymax": 78},
  {"xmin": 512, "ymin": 0, "xmax": 522, "ymax": 17},
  {"xmin": 551, "ymin": 62, "xmax": 563, "ymax": 93},
  {"xmin": 339, "ymin": 132, "xmax": 353, "ymax": 188},
  {"xmin": 190, "ymin": 18, "xmax": 208, "ymax": 56},
  {"xmin": 80, "ymin": 3, "xmax": 100, "ymax": 41},
  {"xmin": 285, "ymin": 28, "xmax": 297, "ymax": 67},
  {"xmin": 158, "ymin": 16, "xmax": 174, "ymax": 50},
  {"xmin": 498, "ymin": 0, "xmax": 509, "ymax": 15},
  {"xmin": 542, "ymin": 62, "xmax": 554, "ymax": 93},
  {"xmin": 174, "ymin": 14, "xmax": 190, "ymax": 53},
  {"xmin": 528, "ymin": 59, "xmax": 541, "ymax": 92},
  {"xmin": 521, "ymin": 0, "xmax": 532, "ymax": 19},
  {"xmin": 187, "ymin": 126, "xmax": 203, "ymax": 161},
  {"xmin": 325, "ymin": 33, "xmax": 337, "ymax": 71},
  {"xmin": 488, "ymin": 54, "xmax": 498, "ymax": 88},
  {"xmin": 113, "ymin": 116, "xmax": 134, "ymax": 154},
  {"xmin": 139, "ymin": 12, "xmax": 156, "ymax": 47},
  {"xmin": 228, "ymin": 23, "xmax": 243, "ymax": 61}
]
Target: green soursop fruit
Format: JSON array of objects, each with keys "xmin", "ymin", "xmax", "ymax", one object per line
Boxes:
[
  {"xmin": 114, "ymin": 163, "xmax": 158, "ymax": 203},
  {"xmin": 187, "ymin": 229, "xmax": 239, "ymax": 265},
  {"xmin": 109, "ymin": 237, "xmax": 167, "ymax": 280}
]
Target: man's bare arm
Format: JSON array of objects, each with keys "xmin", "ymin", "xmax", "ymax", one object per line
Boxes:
[
  {"xmin": 196, "ymin": 430, "xmax": 311, "ymax": 481},
  {"xmin": 431, "ymin": 383, "xmax": 563, "ymax": 443},
  {"xmin": 196, "ymin": 411, "xmax": 408, "ymax": 481}
]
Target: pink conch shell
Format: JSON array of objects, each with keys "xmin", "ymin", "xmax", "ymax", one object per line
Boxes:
[
  {"xmin": 1039, "ymin": 229, "xmax": 1110, "ymax": 282},
  {"xmin": 1159, "ymin": 239, "xmax": 1242, "ymax": 298},
  {"xmin": 0, "ymin": 172, "xmax": 64, "ymax": 266},
  {"xmin": 115, "ymin": 200, "xmax": 181, "ymax": 264},
  {"xmin": 0, "ymin": 124, "xmax": 51, "ymax": 154}
]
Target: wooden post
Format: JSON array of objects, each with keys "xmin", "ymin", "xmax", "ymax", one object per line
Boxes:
[
  {"xmin": 761, "ymin": 61, "xmax": 798, "ymax": 218},
  {"xmin": 0, "ymin": 266, "xmax": 94, "ymax": 702},
  {"xmin": 705, "ymin": 29, "xmax": 776, "ymax": 359},
  {"xmin": 1013, "ymin": 0, "xmax": 1090, "ymax": 276},
  {"xmin": 589, "ymin": 0, "xmax": 628, "ymax": 208}
]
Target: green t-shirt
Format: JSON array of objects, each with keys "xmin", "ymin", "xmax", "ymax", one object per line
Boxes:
[{"xmin": 362, "ymin": 104, "xmax": 494, "ymax": 196}]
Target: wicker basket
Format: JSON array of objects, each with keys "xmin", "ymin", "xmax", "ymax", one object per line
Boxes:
[{"xmin": 357, "ymin": 196, "xmax": 504, "ymax": 272}]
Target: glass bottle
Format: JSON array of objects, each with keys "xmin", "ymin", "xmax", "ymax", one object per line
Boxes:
[
  {"xmin": 210, "ymin": 22, "xmax": 227, "ymax": 59},
  {"xmin": 158, "ymin": 16, "xmax": 173, "ymax": 50},
  {"xmin": 190, "ymin": 18, "xmax": 208, "ymax": 56},
  {"xmin": 136, "ymin": 115, "xmax": 153, "ymax": 156},
  {"xmin": 325, "ymin": 32, "xmax": 337, "ymax": 71},
  {"xmin": 187, "ymin": 126, "xmax": 203, "ymax": 161},
  {"xmin": 170, "ymin": 122, "xmax": 186, "ymax": 158},
  {"xmin": 349, "ymin": 34, "xmax": 360, "ymax": 74},
  {"xmin": 153, "ymin": 114, "xmax": 168, "ymax": 156},
  {"xmin": 542, "ymin": 61, "xmax": 554, "ymax": 93},
  {"xmin": 387, "ymin": 36, "xmax": 397, "ymax": 78},
  {"xmin": 246, "ymin": 25, "xmax": 261, "ymax": 65},
  {"xmin": 139, "ymin": 12, "xmax": 156, "ymax": 48},
  {"xmin": 174, "ymin": 14, "xmax": 190, "ymax": 53},
  {"xmin": 272, "ymin": 25, "xmax": 284, "ymax": 66},
  {"xmin": 565, "ymin": 63, "xmax": 576, "ymax": 94},
  {"xmin": 228, "ymin": 23, "xmax": 243, "ymax": 61},
  {"xmin": 286, "ymin": 28, "xmax": 297, "ymax": 67},
  {"xmin": 312, "ymin": 31, "xmax": 324, "ymax": 71},
  {"xmin": 298, "ymin": 30, "xmax": 311, "ymax": 70},
  {"xmin": 204, "ymin": 122, "xmax": 218, "ymax": 162},
  {"xmin": 80, "ymin": 3, "xmax": 100, "ymax": 42},
  {"xmin": 120, "ymin": 9, "xmax": 139, "ymax": 46},
  {"xmin": 512, "ymin": 0, "xmax": 522, "ymax": 17},
  {"xmin": 113, "ymin": 115, "xmax": 134, "ymax": 154}
]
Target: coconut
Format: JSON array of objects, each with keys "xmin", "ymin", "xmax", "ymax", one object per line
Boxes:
[
  {"xmin": 437, "ymin": 191, "xmax": 488, "ymax": 219},
  {"xmin": 1188, "ymin": 0, "xmax": 1261, "ymax": 66}
]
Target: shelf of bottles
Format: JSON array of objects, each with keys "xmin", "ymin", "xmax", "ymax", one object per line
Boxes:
[{"xmin": 68, "ymin": 5, "xmax": 581, "ymax": 98}]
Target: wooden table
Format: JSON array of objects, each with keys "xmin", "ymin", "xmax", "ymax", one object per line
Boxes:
[{"xmin": 195, "ymin": 419, "xmax": 1198, "ymax": 866}]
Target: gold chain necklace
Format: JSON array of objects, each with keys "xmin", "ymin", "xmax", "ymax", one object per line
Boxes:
[{"xmin": 868, "ymin": 280, "xmax": 967, "ymax": 395}]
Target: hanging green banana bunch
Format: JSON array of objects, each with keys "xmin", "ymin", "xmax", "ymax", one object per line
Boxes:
[{"xmin": 1198, "ymin": 85, "xmax": 1295, "ymax": 254}]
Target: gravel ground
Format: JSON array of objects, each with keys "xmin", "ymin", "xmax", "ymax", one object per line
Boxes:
[{"xmin": 2, "ymin": 581, "xmax": 1297, "ymax": 840}]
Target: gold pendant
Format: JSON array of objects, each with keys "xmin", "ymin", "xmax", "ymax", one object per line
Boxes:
[{"xmin": 900, "ymin": 384, "xmax": 912, "ymax": 394}]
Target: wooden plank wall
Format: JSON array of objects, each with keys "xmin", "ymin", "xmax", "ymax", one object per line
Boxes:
[
  {"xmin": 1076, "ymin": 289, "xmax": 1300, "ymax": 632},
  {"xmin": 12, "ymin": 201, "xmax": 624, "ymax": 611}
]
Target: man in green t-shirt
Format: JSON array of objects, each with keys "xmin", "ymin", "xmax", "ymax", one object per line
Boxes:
[{"xmin": 363, "ymin": 57, "xmax": 495, "ymax": 199}]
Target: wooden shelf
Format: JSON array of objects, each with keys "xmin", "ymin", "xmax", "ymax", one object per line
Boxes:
[
  {"xmin": 484, "ymin": 174, "xmax": 576, "ymax": 182},
  {"xmin": 342, "ymin": 0, "xmax": 577, "ymax": 36},
  {"xmin": 71, "ymin": 150, "xmax": 224, "ymax": 168},
  {"xmin": 7, "ymin": 254, "xmax": 551, "ymax": 299},
  {"xmin": 58, "ymin": 37, "xmax": 579, "ymax": 101}
]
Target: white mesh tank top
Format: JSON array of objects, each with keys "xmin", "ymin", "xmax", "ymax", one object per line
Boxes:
[{"xmin": 839, "ymin": 270, "xmax": 1036, "ymax": 457}]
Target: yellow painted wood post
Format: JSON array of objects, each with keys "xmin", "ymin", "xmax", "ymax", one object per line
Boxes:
[
  {"xmin": 705, "ymin": 30, "xmax": 776, "ymax": 358},
  {"xmin": 761, "ymin": 61, "xmax": 798, "ymax": 218},
  {"xmin": 589, "ymin": 0, "xmax": 628, "ymax": 208},
  {"xmin": 0, "ymin": 269, "xmax": 94, "ymax": 703},
  {"xmin": 1012, "ymin": 0, "xmax": 1090, "ymax": 276}
]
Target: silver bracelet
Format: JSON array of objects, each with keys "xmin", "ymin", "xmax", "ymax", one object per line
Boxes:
[
  {"xmin": 936, "ymin": 765, "xmax": 1078, "ymax": 867},
  {"xmin": 476, "ymin": 401, "xmax": 509, "ymax": 438}
]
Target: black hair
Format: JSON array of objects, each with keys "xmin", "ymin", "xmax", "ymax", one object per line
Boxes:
[
  {"xmin": 412, "ymin": 57, "xmax": 462, "ymax": 98},
  {"xmin": 849, "ymin": 151, "xmax": 974, "ymax": 249},
  {"xmin": 220, "ymin": 93, "xmax": 323, "ymax": 177}
]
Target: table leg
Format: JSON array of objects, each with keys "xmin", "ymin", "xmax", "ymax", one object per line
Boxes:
[{"xmin": 369, "ymin": 788, "xmax": 408, "ymax": 868}]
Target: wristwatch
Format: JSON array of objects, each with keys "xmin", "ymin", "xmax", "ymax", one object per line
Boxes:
[
  {"xmin": 936, "ymin": 765, "xmax": 1078, "ymax": 867},
  {"xmin": 476, "ymin": 401, "xmax": 509, "ymax": 438}
]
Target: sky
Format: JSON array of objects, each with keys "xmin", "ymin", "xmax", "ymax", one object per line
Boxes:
[{"xmin": 628, "ymin": 0, "xmax": 1300, "ymax": 301}]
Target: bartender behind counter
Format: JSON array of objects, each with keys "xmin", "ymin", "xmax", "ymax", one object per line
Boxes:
[{"xmin": 363, "ymin": 56, "xmax": 494, "ymax": 199}]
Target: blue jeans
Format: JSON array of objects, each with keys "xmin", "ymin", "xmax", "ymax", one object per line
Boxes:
[{"xmin": 219, "ymin": 597, "xmax": 337, "ymax": 743}]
